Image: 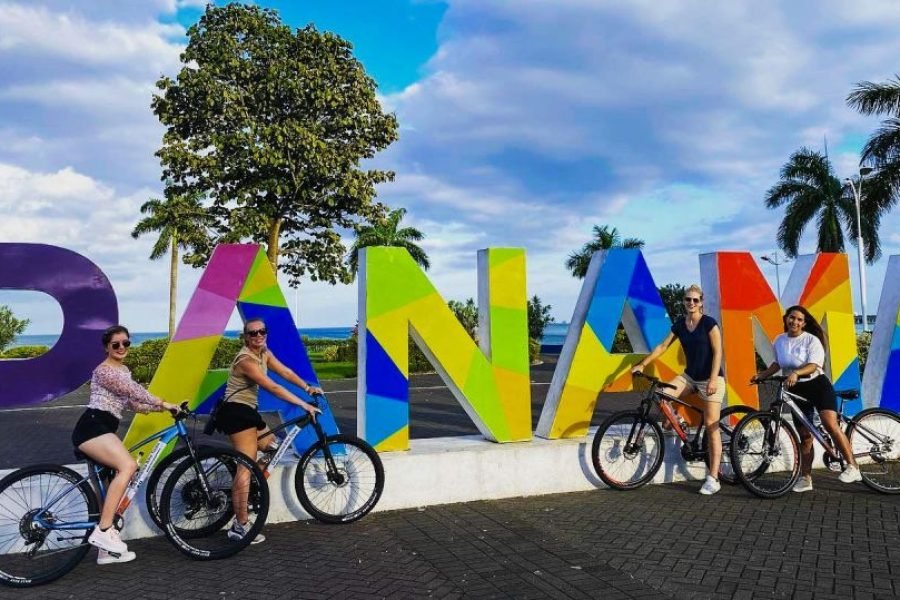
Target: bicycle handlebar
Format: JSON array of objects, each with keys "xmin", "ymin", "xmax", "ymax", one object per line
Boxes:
[{"xmin": 632, "ymin": 370, "xmax": 678, "ymax": 391}]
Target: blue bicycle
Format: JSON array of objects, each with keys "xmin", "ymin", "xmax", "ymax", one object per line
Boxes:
[{"xmin": 0, "ymin": 404, "xmax": 268, "ymax": 587}]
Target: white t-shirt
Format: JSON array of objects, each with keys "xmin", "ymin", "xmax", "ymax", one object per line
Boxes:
[{"xmin": 773, "ymin": 331, "xmax": 825, "ymax": 378}]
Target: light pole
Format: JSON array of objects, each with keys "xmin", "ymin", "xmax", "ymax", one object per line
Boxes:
[
  {"xmin": 844, "ymin": 166, "xmax": 874, "ymax": 332},
  {"xmin": 760, "ymin": 252, "xmax": 785, "ymax": 298}
]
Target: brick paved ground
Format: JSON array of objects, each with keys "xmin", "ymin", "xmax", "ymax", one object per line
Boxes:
[{"xmin": 3, "ymin": 473, "xmax": 898, "ymax": 600}]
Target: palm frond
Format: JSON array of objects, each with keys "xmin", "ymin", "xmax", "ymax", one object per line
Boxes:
[{"xmin": 847, "ymin": 76, "xmax": 900, "ymax": 116}]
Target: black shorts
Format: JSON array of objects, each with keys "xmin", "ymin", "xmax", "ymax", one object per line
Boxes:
[
  {"xmin": 215, "ymin": 402, "xmax": 266, "ymax": 435},
  {"xmin": 788, "ymin": 375, "xmax": 837, "ymax": 432},
  {"xmin": 72, "ymin": 408, "xmax": 120, "ymax": 447}
]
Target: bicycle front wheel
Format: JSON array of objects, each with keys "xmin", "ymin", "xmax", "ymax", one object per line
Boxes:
[
  {"xmin": 0, "ymin": 465, "xmax": 99, "ymax": 588},
  {"xmin": 846, "ymin": 408, "xmax": 900, "ymax": 494},
  {"xmin": 731, "ymin": 412, "xmax": 800, "ymax": 498},
  {"xmin": 713, "ymin": 404, "xmax": 755, "ymax": 484},
  {"xmin": 591, "ymin": 411, "xmax": 664, "ymax": 490},
  {"xmin": 160, "ymin": 448, "xmax": 268, "ymax": 560},
  {"xmin": 294, "ymin": 434, "xmax": 385, "ymax": 524}
]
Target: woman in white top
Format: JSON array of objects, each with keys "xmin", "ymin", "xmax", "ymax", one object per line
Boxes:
[{"xmin": 751, "ymin": 305, "xmax": 861, "ymax": 491}]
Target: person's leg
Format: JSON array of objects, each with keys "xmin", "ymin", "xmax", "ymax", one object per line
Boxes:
[
  {"xmin": 819, "ymin": 410, "xmax": 857, "ymax": 467},
  {"xmin": 78, "ymin": 434, "xmax": 137, "ymax": 529},
  {"xmin": 228, "ymin": 428, "xmax": 258, "ymax": 525},
  {"xmin": 797, "ymin": 427, "xmax": 814, "ymax": 477},
  {"xmin": 700, "ymin": 377, "xmax": 725, "ymax": 479},
  {"xmin": 661, "ymin": 375, "xmax": 690, "ymax": 430}
]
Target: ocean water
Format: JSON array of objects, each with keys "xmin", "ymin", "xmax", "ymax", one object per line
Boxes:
[{"xmin": 12, "ymin": 326, "xmax": 354, "ymax": 348}]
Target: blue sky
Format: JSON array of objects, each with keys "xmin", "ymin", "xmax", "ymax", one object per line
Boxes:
[{"xmin": 1, "ymin": 0, "xmax": 899, "ymax": 334}]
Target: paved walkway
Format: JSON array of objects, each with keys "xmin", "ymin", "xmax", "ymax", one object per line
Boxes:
[{"xmin": 4, "ymin": 474, "xmax": 898, "ymax": 600}]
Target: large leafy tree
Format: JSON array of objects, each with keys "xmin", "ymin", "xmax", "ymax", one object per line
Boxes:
[
  {"xmin": 0, "ymin": 306, "xmax": 29, "ymax": 353},
  {"xmin": 153, "ymin": 4, "xmax": 399, "ymax": 286},
  {"xmin": 764, "ymin": 148, "xmax": 881, "ymax": 262},
  {"xmin": 565, "ymin": 225, "xmax": 645, "ymax": 279},
  {"xmin": 347, "ymin": 207, "xmax": 429, "ymax": 276},
  {"xmin": 132, "ymin": 192, "xmax": 213, "ymax": 338},
  {"xmin": 448, "ymin": 298, "xmax": 478, "ymax": 341},
  {"xmin": 846, "ymin": 76, "xmax": 900, "ymax": 252},
  {"xmin": 657, "ymin": 283, "xmax": 687, "ymax": 321}
]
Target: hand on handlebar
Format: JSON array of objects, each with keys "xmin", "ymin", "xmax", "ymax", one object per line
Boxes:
[
  {"xmin": 631, "ymin": 364, "xmax": 645, "ymax": 376},
  {"xmin": 306, "ymin": 385, "xmax": 324, "ymax": 396}
]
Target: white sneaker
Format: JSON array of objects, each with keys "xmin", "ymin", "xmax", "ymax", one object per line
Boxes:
[
  {"xmin": 227, "ymin": 519, "xmax": 265, "ymax": 544},
  {"xmin": 97, "ymin": 549, "xmax": 137, "ymax": 565},
  {"xmin": 699, "ymin": 475, "xmax": 721, "ymax": 495},
  {"xmin": 839, "ymin": 465, "xmax": 863, "ymax": 483},
  {"xmin": 792, "ymin": 475, "xmax": 813, "ymax": 493},
  {"xmin": 88, "ymin": 526, "xmax": 128, "ymax": 554}
]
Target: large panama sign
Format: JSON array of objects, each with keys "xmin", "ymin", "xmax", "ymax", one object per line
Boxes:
[{"xmin": 2, "ymin": 242, "xmax": 899, "ymax": 454}]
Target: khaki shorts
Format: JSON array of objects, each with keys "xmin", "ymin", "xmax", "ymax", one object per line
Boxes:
[{"xmin": 675, "ymin": 373, "xmax": 726, "ymax": 404}]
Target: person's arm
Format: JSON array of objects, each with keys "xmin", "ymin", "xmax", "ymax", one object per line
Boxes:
[
  {"xmin": 95, "ymin": 366, "xmax": 176, "ymax": 414},
  {"xmin": 750, "ymin": 362, "xmax": 781, "ymax": 383},
  {"xmin": 706, "ymin": 324, "xmax": 723, "ymax": 395},
  {"xmin": 632, "ymin": 332, "xmax": 676, "ymax": 374},
  {"xmin": 266, "ymin": 353, "xmax": 323, "ymax": 396},
  {"xmin": 238, "ymin": 359, "xmax": 321, "ymax": 416}
]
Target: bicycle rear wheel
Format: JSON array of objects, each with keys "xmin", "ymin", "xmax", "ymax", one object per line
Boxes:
[
  {"xmin": 846, "ymin": 408, "xmax": 900, "ymax": 494},
  {"xmin": 160, "ymin": 448, "xmax": 268, "ymax": 560},
  {"xmin": 591, "ymin": 411, "xmax": 664, "ymax": 490},
  {"xmin": 294, "ymin": 434, "xmax": 385, "ymax": 524},
  {"xmin": 731, "ymin": 412, "xmax": 800, "ymax": 498},
  {"xmin": 707, "ymin": 404, "xmax": 755, "ymax": 484},
  {"xmin": 0, "ymin": 465, "xmax": 98, "ymax": 587}
]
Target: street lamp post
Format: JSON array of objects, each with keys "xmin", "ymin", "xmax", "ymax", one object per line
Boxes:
[
  {"xmin": 760, "ymin": 252, "xmax": 785, "ymax": 298},
  {"xmin": 844, "ymin": 166, "xmax": 874, "ymax": 332}
]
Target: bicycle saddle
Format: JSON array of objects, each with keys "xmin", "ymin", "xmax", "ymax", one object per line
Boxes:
[{"xmin": 835, "ymin": 389, "xmax": 859, "ymax": 400}]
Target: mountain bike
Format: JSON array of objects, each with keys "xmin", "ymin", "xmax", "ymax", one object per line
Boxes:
[
  {"xmin": 150, "ymin": 393, "xmax": 384, "ymax": 525},
  {"xmin": 0, "ymin": 404, "xmax": 268, "ymax": 587},
  {"xmin": 730, "ymin": 376, "xmax": 900, "ymax": 498},
  {"xmin": 592, "ymin": 372, "xmax": 753, "ymax": 490}
]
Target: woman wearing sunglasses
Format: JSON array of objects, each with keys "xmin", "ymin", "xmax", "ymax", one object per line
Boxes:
[
  {"xmin": 632, "ymin": 284, "xmax": 726, "ymax": 495},
  {"xmin": 215, "ymin": 318, "xmax": 322, "ymax": 544},
  {"xmin": 71, "ymin": 325, "xmax": 179, "ymax": 564}
]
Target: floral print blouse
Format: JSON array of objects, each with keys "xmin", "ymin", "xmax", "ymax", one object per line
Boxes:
[{"xmin": 88, "ymin": 364, "xmax": 163, "ymax": 419}]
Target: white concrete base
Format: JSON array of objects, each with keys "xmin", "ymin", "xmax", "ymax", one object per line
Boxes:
[{"xmin": 1, "ymin": 429, "xmax": 832, "ymax": 542}]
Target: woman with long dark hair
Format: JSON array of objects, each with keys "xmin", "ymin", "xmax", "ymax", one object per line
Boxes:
[{"xmin": 751, "ymin": 305, "xmax": 861, "ymax": 491}]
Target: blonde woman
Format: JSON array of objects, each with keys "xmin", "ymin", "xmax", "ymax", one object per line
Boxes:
[
  {"xmin": 215, "ymin": 318, "xmax": 322, "ymax": 543},
  {"xmin": 632, "ymin": 284, "xmax": 726, "ymax": 495}
]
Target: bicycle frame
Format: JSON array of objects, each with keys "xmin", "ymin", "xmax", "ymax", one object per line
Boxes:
[
  {"xmin": 256, "ymin": 411, "xmax": 330, "ymax": 478},
  {"xmin": 35, "ymin": 419, "xmax": 193, "ymax": 533}
]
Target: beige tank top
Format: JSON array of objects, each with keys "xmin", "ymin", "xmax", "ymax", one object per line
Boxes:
[{"xmin": 224, "ymin": 347, "xmax": 267, "ymax": 408}]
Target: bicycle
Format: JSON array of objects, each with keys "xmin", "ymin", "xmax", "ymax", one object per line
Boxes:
[
  {"xmin": 730, "ymin": 376, "xmax": 900, "ymax": 498},
  {"xmin": 149, "ymin": 393, "xmax": 384, "ymax": 526},
  {"xmin": 592, "ymin": 371, "xmax": 754, "ymax": 490},
  {"xmin": 0, "ymin": 404, "xmax": 268, "ymax": 587}
]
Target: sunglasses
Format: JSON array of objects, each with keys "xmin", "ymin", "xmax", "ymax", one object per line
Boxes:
[
  {"xmin": 683, "ymin": 297, "xmax": 702, "ymax": 304},
  {"xmin": 110, "ymin": 340, "xmax": 132, "ymax": 350},
  {"xmin": 245, "ymin": 328, "xmax": 267, "ymax": 337}
]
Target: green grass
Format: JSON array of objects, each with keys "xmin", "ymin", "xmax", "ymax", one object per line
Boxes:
[{"xmin": 310, "ymin": 361, "xmax": 357, "ymax": 380}]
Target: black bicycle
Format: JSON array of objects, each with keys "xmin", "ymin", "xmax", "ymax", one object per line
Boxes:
[
  {"xmin": 148, "ymin": 394, "xmax": 384, "ymax": 526},
  {"xmin": 592, "ymin": 372, "xmax": 753, "ymax": 490},
  {"xmin": 730, "ymin": 376, "xmax": 900, "ymax": 498},
  {"xmin": 0, "ymin": 404, "xmax": 268, "ymax": 587}
]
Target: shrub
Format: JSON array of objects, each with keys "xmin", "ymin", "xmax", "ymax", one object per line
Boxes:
[
  {"xmin": 211, "ymin": 337, "xmax": 243, "ymax": 369},
  {"xmin": 124, "ymin": 338, "xmax": 169, "ymax": 383},
  {"xmin": 857, "ymin": 331, "xmax": 872, "ymax": 374},
  {"xmin": 0, "ymin": 345, "xmax": 49, "ymax": 359},
  {"xmin": 321, "ymin": 345, "xmax": 341, "ymax": 362},
  {"xmin": 529, "ymin": 338, "xmax": 541, "ymax": 363}
]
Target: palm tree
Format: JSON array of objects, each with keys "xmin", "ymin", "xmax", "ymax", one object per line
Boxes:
[
  {"xmin": 347, "ymin": 207, "xmax": 429, "ymax": 276},
  {"xmin": 565, "ymin": 225, "xmax": 645, "ymax": 279},
  {"xmin": 846, "ymin": 76, "xmax": 900, "ymax": 259},
  {"xmin": 764, "ymin": 148, "xmax": 881, "ymax": 262},
  {"xmin": 132, "ymin": 192, "xmax": 212, "ymax": 338}
]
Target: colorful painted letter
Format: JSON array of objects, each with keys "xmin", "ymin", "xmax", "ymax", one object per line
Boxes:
[
  {"xmin": 865, "ymin": 255, "xmax": 900, "ymax": 410},
  {"xmin": 0, "ymin": 243, "xmax": 117, "ymax": 407},
  {"xmin": 358, "ymin": 247, "xmax": 531, "ymax": 451},
  {"xmin": 124, "ymin": 244, "xmax": 338, "ymax": 454},
  {"xmin": 536, "ymin": 249, "xmax": 679, "ymax": 439}
]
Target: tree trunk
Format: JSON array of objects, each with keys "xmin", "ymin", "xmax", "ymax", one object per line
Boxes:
[
  {"xmin": 266, "ymin": 218, "xmax": 282, "ymax": 272},
  {"xmin": 169, "ymin": 236, "xmax": 178, "ymax": 339}
]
